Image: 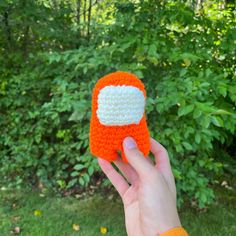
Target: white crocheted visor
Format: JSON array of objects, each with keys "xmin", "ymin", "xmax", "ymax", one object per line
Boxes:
[{"xmin": 96, "ymin": 85, "xmax": 145, "ymax": 126}]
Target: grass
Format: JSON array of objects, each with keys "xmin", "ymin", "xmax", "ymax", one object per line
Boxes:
[
  {"xmin": 0, "ymin": 185, "xmax": 235, "ymax": 236},
  {"xmin": 181, "ymin": 185, "xmax": 236, "ymax": 235}
]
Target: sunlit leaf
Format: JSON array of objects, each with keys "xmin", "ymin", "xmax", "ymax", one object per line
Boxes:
[
  {"xmin": 100, "ymin": 226, "xmax": 108, "ymax": 234},
  {"xmin": 34, "ymin": 210, "xmax": 42, "ymax": 217},
  {"xmin": 72, "ymin": 224, "xmax": 80, "ymax": 231}
]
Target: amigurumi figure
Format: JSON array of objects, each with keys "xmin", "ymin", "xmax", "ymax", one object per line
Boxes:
[{"xmin": 89, "ymin": 71, "xmax": 150, "ymax": 163}]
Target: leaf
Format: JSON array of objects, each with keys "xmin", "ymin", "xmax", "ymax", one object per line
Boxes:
[
  {"xmin": 68, "ymin": 111, "xmax": 84, "ymax": 121},
  {"xmin": 180, "ymin": 68, "xmax": 187, "ymax": 76},
  {"xmin": 212, "ymin": 109, "xmax": 231, "ymax": 115},
  {"xmin": 74, "ymin": 164, "xmax": 84, "ymax": 171},
  {"xmin": 34, "ymin": 210, "xmax": 42, "ymax": 217},
  {"xmin": 88, "ymin": 166, "xmax": 94, "ymax": 175},
  {"xmin": 83, "ymin": 173, "xmax": 90, "ymax": 183},
  {"xmin": 196, "ymin": 102, "xmax": 214, "ymax": 113},
  {"xmin": 172, "ymin": 169, "xmax": 182, "ymax": 179},
  {"xmin": 72, "ymin": 224, "xmax": 80, "ymax": 231},
  {"xmin": 178, "ymin": 104, "xmax": 194, "ymax": 117},
  {"xmin": 148, "ymin": 44, "xmax": 157, "ymax": 56},
  {"xmin": 201, "ymin": 116, "xmax": 210, "ymax": 128},
  {"xmin": 218, "ymin": 85, "xmax": 227, "ymax": 97},
  {"xmin": 67, "ymin": 178, "xmax": 78, "ymax": 188},
  {"xmin": 200, "ymin": 193, "xmax": 207, "ymax": 204},
  {"xmin": 134, "ymin": 70, "xmax": 144, "ymax": 78},
  {"xmin": 182, "ymin": 142, "xmax": 192, "ymax": 151},
  {"xmin": 193, "ymin": 109, "xmax": 202, "ymax": 119},
  {"xmin": 57, "ymin": 180, "xmax": 66, "ymax": 188},
  {"xmin": 83, "ymin": 66, "xmax": 88, "ymax": 74},
  {"xmin": 79, "ymin": 177, "xmax": 85, "ymax": 186},
  {"xmin": 195, "ymin": 133, "xmax": 201, "ymax": 144},
  {"xmin": 71, "ymin": 171, "xmax": 79, "ymax": 177},
  {"xmin": 100, "ymin": 226, "xmax": 108, "ymax": 234},
  {"xmin": 211, "ymin": 116, "xmax": 224, "ymax": 127},
  {"xmin": 181, "ymin": 52, "xmax": 201, "ymax": 62},
  {"xmin": 56, "ymin": 130, "xmax": 65, "ymax": 139},
  {"xmin": 182, "ymin": 58, "xmax": 191, "ymax": 67},
  {"xmin": 69, "ymin": 101, "xmax": 89, "ymax": 121}
]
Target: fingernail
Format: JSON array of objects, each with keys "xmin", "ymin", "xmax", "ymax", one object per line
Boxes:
[{"xmin": 124, "ymin": 137, "xmax": 137, "ymax": 149}]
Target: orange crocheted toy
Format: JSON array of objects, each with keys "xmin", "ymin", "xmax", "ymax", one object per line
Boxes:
[{"xmin": 89, "ymin": 71, "xmax": 150, "ymax": 163}]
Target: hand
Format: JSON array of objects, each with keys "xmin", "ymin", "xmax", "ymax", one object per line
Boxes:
[{"xmin": 98, "ymin": 137, "xmax": 181, "ymax": 236}]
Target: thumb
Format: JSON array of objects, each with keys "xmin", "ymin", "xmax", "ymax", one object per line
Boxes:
[{"xmin": 123, "ymin": 137, "xmax": 154, "ymax": 178}]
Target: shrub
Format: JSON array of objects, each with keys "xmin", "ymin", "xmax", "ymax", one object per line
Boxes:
[{"xmin": 0, "ymin": 1, "xmax": 235, "ymax": 208}]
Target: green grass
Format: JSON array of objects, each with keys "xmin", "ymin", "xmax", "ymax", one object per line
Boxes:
[
  {"xmin": 181, "ymin": 185, "xmax": 236, "ymax": 236},
  {"xmin": 0, "ymin": 186, "xmax": 235, "ymax": 236}
]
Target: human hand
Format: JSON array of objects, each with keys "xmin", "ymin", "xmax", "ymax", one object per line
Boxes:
[{"xmin": 98, "ymin": 137, "xmax": 181, "ymax": 236}]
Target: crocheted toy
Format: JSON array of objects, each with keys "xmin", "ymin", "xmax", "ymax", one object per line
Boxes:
[{"xmin": 89, "ymin": 71, "xmax": 150, "ymax": 163}]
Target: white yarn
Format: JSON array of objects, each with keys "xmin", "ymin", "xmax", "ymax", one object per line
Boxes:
[{"xmin": 97, "ymin": 85, "xmax": 145, "ymax": 126}]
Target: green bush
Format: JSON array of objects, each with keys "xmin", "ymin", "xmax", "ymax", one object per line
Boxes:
[{"xmin": 0, "ymin": 1, "xmax": 235, "ymax": 208}]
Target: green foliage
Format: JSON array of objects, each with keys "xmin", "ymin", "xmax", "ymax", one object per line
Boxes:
[{"xmin": 0, "ymin": 0, "xmax": 235, "ymax": 208}]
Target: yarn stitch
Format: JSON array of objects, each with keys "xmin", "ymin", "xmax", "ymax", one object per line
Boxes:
[
  {"xmin": 89, "ymin": 71, "xmax": 150, "ymax": 163},
  {"xmin": 97, "ymin": 85, "xmax": 145, "ymax": 126}
]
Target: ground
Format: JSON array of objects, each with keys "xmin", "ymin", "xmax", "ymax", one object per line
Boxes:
[{"xmin": 0, "ymin": 184, "xmax": 235, "ymax": 236}]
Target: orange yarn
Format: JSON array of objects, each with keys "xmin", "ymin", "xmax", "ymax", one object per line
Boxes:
[
  {"xmin": 89, "ymin": 71, "xmax": 150, "ymax": 163},
  {"xmin": 159, "ymin": 227, "xmax": 189, "ymax": 236}
]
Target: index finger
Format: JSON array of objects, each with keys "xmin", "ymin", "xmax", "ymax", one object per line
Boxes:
[{"xmin": 150, "ymin": 138, "xmax": 176, "ymax": 197}]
